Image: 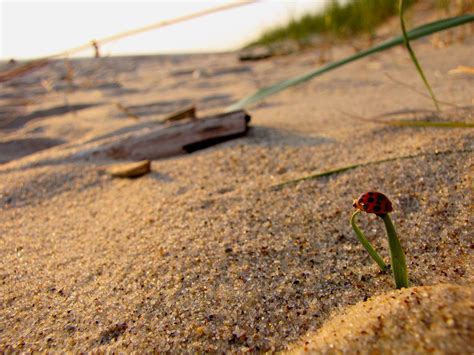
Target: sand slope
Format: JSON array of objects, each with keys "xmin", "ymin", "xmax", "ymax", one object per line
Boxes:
[{"xmin": 288, "ymin": 284, "xmax": 474, "ymax": 354}]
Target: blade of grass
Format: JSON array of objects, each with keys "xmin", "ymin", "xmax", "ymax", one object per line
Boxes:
[
  {"xmin": 382, "ymin": 213, "xmax": 409, "ymax": 289},
  {"xmin": 226, "ymin": 14, "xmax": 474, "ymax": 112},
  {"xmin": 383, "ymin": 72, "xmax": 459, "ymax": 108},
  {"xmin": 339, "ymin": 109, "xmax": 474, "ymax": 128},
  {"xmin": 351, "ymin": 210, "xmax": 388, "ymax": 273},
  {"xmin": 399, "ymin": 0, "xmax": 440, "ymax": 111},
  {"xmin": 272, "ymin": 148, "xmax": 473, "ymax": 189},
  {"xmin": 386, "ymin": 120, "xmax": 474, "ymax": 127}
]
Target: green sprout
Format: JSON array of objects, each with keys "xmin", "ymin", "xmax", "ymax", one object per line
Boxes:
[{"xmin": 351, "ymin": 192, "xmax": 409, "ymax": 289}]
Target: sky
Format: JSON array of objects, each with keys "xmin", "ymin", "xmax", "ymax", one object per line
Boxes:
[{"xmin": 1, "ymin": 0, "xmax": 327, "ymax": 60}]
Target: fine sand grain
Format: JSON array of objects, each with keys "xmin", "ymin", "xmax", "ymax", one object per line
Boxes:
[{"xmin": 0, "ymin": 35, "xmax": 473, "ymax": 352}]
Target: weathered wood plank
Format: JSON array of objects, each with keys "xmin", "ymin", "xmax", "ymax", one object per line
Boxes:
[{"xmin": 88, "ymin": 110, "xmax": 250, "ymax": 160}]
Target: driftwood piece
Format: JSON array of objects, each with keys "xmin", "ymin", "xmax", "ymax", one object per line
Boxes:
[
  {"xmin": 238, "ymin": 46, "xmax": 273, "ymax": 61},
  {"xmin": 86, "ymin": 110, "xmax": 250, "ymax": 160},
  {"xmin": 105, "ymin": 160, "xmax": 151, "ymax": 178}
]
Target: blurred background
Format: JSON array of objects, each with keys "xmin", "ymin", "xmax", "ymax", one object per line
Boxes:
[
  {"xmin": 1, "ymin": 0, "xmax": 324, "ymax": 59},
  {"xmin": 1, "ymin": 0, "xmax": 471, "ymax": 61}
]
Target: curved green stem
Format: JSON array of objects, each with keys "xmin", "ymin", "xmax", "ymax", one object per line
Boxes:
[
  {"xmin": 350, "ymin": 211, "xmax": 388, "ymax": 272},
  {"xmin": 382, "ymin": 213, "xmax": 409, "ymax": 289},
  {"xmin": 399, "ymin": 0, "xmax": 440, "ymax": 111}
]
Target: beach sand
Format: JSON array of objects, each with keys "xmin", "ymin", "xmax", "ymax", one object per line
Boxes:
[{"xmin": 0, "ymin": 34, "xmax": 473, "ymax": 352}]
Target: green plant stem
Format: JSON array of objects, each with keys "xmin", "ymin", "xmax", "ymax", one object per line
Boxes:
[
  {"xmin": 382, "ymin": 213, "xmax": 409, "ymax": 289},
  {"xmin": 399, "ymin": 0, "xmax": 440, "ymax": 111},
  {"xmin": 350, "ymin": 211, "xmax": 388, "ymax": 272}
]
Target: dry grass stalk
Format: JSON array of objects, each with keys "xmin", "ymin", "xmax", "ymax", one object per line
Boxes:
[
  {"xmin": 0, "ymin": 59, "xmax": 50, "ymax": 83},
  {"xmin": 115, "ymin": 103, "xmax": 141, "ymax": 120}
]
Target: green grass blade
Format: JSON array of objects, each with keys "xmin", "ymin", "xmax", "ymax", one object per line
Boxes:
[
  {"xmin": 226, "ymin": 14, "xmax": 473, "ymax": 112},
  {"xmin": 272, "ymin": 148, "xmax": 473, "ymax": 189},
  {"xmin": 351, "ymin": 211, "xmax": 388, "ymax": 272},
  {"xmin": 399, "ymin": 0, "xmax": 440, "ymax": 111},
  {"xmin": 386, "ymin": 120, "xmax": 474, "ymax": 128},
  {"xmin": 382, "ymin": 214, "xmax": 409, "ymax": 289},
  {"xmin": 272, "ymin": 163, "xmax": 360, "ymax": 189},
  {"xmin": 338, "ymin": 108, "xmax": 474, "ymax": 128}
]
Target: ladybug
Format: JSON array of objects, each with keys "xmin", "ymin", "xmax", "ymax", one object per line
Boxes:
[{"xmin": 353, "ymin": 191, "xmax": 393, "ymax": 217}]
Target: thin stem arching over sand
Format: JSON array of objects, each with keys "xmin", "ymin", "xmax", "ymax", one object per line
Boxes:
[
  {"xmin": 351, "ymin": 211, "xmax": 388, "ymax": 272},
  {"xmin": 272, "ymin": 148, "xmax": 473, "ymax": 189},
  {"xmin": 383, "ymin": 72, "xmax": 459, "ymax": 108},
  {"xmin": 338, "ymin": 109, "xmax": 474, "ymax": 127},
  {"xmin": 399, "ymin": 0, "xmax": 440, "ymax": 111}
]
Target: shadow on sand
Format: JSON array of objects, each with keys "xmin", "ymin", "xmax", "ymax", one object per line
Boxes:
[
  {"xmin": 0, "ymin": 103, "xmax": 102, "ymax": 130},
  {"xmin": 0, "ymin": 137, "xmax": 66, "ymax": 164}
]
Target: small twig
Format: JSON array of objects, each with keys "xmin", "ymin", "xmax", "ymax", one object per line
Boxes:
[
  {"xmin": 91, "ymin": 40, "xmax": 101, "ymax": 58},
  {"xmin": 115, "ymin": 103, "xmax": 141, "ymax": 120}
]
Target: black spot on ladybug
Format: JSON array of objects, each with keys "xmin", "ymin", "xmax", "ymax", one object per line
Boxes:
[
  {"xmin": 374, "ymin": 205, "xmax": 381, "ymax": 212},
  {"xmin": 368, "ymin": 197, "xmax": 374, "ymax": 203},
  {"xmin": 363, "ymin": 204, "xmax": 368, "ymax": 210},
  {"xmin": 377, "ymin": 194, "xmax": 384, "ymax": 202}
]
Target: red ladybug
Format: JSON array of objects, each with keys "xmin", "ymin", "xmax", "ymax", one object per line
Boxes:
[{"xmin": 353, "ymin": 191, "xmax": 393, "ymax": 216}]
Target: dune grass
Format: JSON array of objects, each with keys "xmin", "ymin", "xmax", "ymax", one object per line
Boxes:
[
  {"xmin": 248, "ymin": 0, "xmax": 416, "ymax": 48},
  {"xmin": 227, "ymin": 14, "xmax": 474, "ymax": 112}
]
